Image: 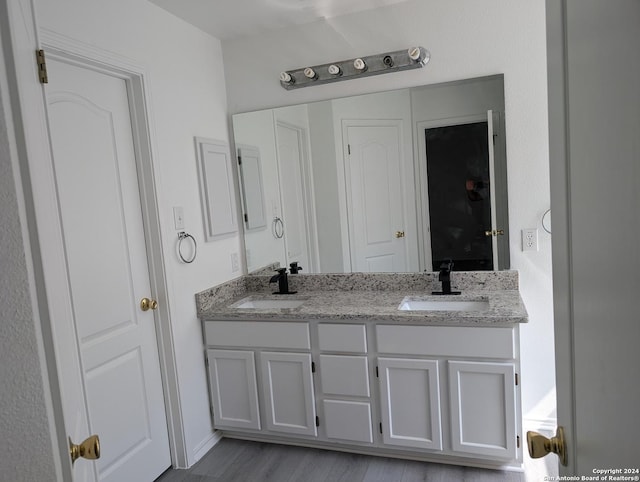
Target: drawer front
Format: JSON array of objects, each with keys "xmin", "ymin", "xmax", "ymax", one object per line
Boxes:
[
  {"xmin": 319, "ymin": 355, "xmax": 370, "ymax": 397},
  {"xmin": 205, "ymin": 321, "xmax": 310, "ymax": 350},
  {"xmin": 376, "ymin": 325, "xmax": 515, "ymax": 359},
  {"xmin": 318, "ymin": 323, "xmax": 367, "ymax": 353},
  {"xmin": 323, "ymin": 400, "xmax": 373, "ymax": 443}
]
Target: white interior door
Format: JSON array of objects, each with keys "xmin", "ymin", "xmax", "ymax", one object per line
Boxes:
[
  {"xmin": 275, "ymin": 122, "xmax": 315, "ymax": 271},
  {"xmin": 547, "ymin": 0, "xmax": 640, "ymax": 473},
  {"xmin": 46, "ymin": 57, "xmax": 170, "ymax": 481},
  {"xmin": 344, "ymin": 123, "xmax": 408, "ymax": 272}
]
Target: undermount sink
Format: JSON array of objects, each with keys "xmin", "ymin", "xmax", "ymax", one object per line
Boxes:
[
  {"xmin": 234, "ymin": 298, "xmax": 306, "ymax": 309},
  {"xmin": 398, "ymin": 297, "xmax": 489, "ymax": 312}
]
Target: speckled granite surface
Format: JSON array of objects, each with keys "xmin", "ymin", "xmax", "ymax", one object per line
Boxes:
[{"xmin": 196, "ymin": 271, "xmax": 527, "ymax": 324}]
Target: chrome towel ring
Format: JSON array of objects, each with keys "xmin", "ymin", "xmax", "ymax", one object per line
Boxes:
[{"xmin": 177, "ymin": 231, "xmax": 197, "ymax": 263}]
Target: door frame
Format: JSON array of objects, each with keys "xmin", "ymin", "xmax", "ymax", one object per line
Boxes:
[
  {"xmin": 414, "ymin": 113, "xmax": 491, "ymax": 272},
  {"xmin": 1, "ymin": 4, "xmax": 188, "ymax": 475}
]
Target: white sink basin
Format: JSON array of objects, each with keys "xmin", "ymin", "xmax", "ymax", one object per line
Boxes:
[
  {"xmin": 398, "ymin": 298, "xmax": 489, "ymax": 312},
  {"xmin": 234, "ymin": 299, "xmax": 306, "ymax": 309}
]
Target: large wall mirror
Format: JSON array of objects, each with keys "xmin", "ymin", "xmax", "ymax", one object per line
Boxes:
[{"xmin": 232, "ymin": 74, "xmax": 509, "ymax": 274}]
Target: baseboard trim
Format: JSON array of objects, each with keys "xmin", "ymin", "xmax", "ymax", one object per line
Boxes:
[{"xmin": 190, "ymin": 430, "xmax": 223, "ymax": 467}]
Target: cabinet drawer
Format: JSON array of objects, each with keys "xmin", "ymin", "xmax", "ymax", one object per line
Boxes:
[
  {"xmin": 319, "ymin": 355, "xmax": 370, "ymax": 397},
  {"xmin": 318, "ymin": 323, "xmax": 367, "ymax": 353},
  {"xmin": 204, "ymin": 321, "xmax": 310, "ymax": 349},
  {"xmin": 323, "ymin": 400, "xmax": 373, "ymax": 443},
  {"xmin": 376, "ymin": 325, "xmax": 515, "ymax": 359}
]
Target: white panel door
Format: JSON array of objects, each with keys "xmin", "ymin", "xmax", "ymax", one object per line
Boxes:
[
  {"xmin": 46, "ymin": 58, "xmax": 170, "ymax": 481},
  {"xmin": 276, "ymin": 122, "xmax": 313, "ymax": 271},
  {"xmin": 207, "ymin": 349, "xmax": 261, "ymax": 431},
  {"xmin": 378, "ymin": 358, "xmax": 442, "ymax": 450},
  {"xmin": 260, "ymin": 352, "xmax": 317, "ymax": 436},
  {"xmin": 448, "ymin": 361, "xmax": 517, "ymax": 459},
  {"xmin": 345, "ymin": 124, "xmax": 407, "ymax": 272}
]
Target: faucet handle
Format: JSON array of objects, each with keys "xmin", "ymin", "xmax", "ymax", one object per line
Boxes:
[{"xmin": 439, "ymin": 259, "xmax": 454, "ymax": 270}]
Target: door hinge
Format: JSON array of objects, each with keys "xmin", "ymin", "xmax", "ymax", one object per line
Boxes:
[
  {"xmin": 244, "ymin": 213, "xmax": 249, "ymax": 223},
  {"xmin": 379, "ymin": 422, "xmax": 383, "ymax": 434},
  {"xmin": 36, "ymin": 49, "xmax": 48, "ymax": 84},
  {"xmin": 238, "ymin": 155, "xmax": 242, "ymax": 165},
  {"xmin": 348, "ymin": 144, "xmax": 351, "ymax": 155},
  {"xmin": 376, "ymin": 366, "xmax": 379, "ymax": 378},
  {"xmin": 517, "ymin": 435, "xmax": 520, "ymax": 448},
  {"xmin": 311, "ymin": 361, "xmax": 316, "ymax": 373},
  {"xmin": 205, "ymin": 356, "xmax": 209, "ymax": 367},
  {"xmin": 315, "ymin": 416, "xmax": 320, "ymax": 427},
  {"xmin": 515, "ymin": 373, "xmax": 519, "ymax": 386}
]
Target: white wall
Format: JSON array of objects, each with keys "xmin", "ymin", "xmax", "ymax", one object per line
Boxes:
[
  {"xmin": 0, "ymin": 37, "xmax": 60, "ymax": 480},
  {"xmin": 32, "ymin": 0, "xmax": 242, "ymax": 465},
  {"xmin": 307, "ymin": 101, "xmax": 343, "ymax": 272},
  {"xmin": 223, "ymin": 0, "xmax": 554, "ymax": 423}
]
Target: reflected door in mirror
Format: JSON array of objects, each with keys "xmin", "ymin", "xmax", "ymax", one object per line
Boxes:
[
  {"xmin": 425, "ymin": 121, "xmax": 494, "ymax": 271},
  {"xmin": 345, "ymin": 122, "xmax": 409, "ymax": 272}
]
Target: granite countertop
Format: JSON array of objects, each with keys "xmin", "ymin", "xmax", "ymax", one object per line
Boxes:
[{"xmin": 196, "ymin": 271, "xmax": 528, "ymax": 325}]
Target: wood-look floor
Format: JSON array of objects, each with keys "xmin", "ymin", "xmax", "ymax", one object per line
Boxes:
[{"xmin": 156, "ymin": 438, "xmax": 558, "ymax": 482}]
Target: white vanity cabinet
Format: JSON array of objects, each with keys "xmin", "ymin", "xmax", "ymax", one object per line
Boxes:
[
  {"xmin": 375, "ymin": 324, "xmax": 520, "ymax": 462},
  {"xmin": 207, "ymin": 348, "xmax": 261, "ymax": 431},
  {"xmin": 204, "ymin": 321, "xmax": 316, "ymax": 438},
  {"xmin": 260, "ymin": 351, "xmax": 316, "ymax": 436},
  {"xmin": 448, "ymin": 360, "xmax": 517, "ymax": 459},
  {"xmin": 203, "ymin": 318, "xmax": 522, "ymax": 469},
  {"xmin": 377, "ymin": 357, "xmax": 442, "ymax": 450},
  {"xmin": 316, "ymin": 323, "xmax": 374, "ymax": 444}
]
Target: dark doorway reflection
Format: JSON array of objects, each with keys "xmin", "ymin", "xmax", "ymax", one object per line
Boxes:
[{"xmin": 425, "ymin": 122, "xmax": 493, "ymax": 271}]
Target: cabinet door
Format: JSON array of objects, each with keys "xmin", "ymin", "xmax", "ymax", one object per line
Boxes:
[
  {"xmin": 207, "ymin": 349, "xmax": 260, "ymax": 431},
  {"xmin": 378, "ymin": 358, "xmax": 442, "ymax": 450},
  {"xmin": 448, "ymin": 361, "xmax": 517, "ymax": 459},
  {"xmin": 260, "ymin": 352, "xmax": 317, "ymax": 436}
]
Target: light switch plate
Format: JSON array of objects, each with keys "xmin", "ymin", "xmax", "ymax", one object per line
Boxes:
[{"xmin": 173, "ymin": 206, "xmax": 185, "ymax": 230}]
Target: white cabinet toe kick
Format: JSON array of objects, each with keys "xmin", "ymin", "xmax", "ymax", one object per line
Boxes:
[{"xmin": 203, "ymin": 320, "xmax": 523, "ymax": 470}]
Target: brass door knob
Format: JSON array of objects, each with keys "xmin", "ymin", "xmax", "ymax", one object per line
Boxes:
[
  {"xmin": 140, "ymin": 297, "xmax": 158, "ymax": 311},
  {"xmin": 527, "ymin": 427, "xmax": 567, "ymax": 466},
  {"xmin": 395, "ymin": 231, "xmax": 405, "ymax": 238},
  {"xmin": 69, "ymin": 435, "xmax": 100, "ymax": 465}
]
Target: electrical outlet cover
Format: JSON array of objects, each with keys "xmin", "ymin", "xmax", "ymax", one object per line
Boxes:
[{"xmin": 522, "ymin": 228, "xmax": 538, "ymax": 251}]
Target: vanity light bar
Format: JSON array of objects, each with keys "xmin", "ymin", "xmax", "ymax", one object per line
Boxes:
[{"xmin": 279, "ymin": 47, "xmax": 430, "ymax": 90}]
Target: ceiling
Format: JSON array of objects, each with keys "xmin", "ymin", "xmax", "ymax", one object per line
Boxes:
[{"xmin": 149, "ymin": 0, "xmax": 413, "ymax": 41}]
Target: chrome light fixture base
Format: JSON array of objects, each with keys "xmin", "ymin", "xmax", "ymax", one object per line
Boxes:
[{"xmin": 279, "ymin": 47, "xmax": 430, "ymax": 90}]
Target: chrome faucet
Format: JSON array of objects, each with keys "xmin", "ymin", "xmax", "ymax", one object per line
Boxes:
[
  {"xmin": 270, "ymin": 268, "xmax": 297, "ymax": 295},
  {"xmin": 432, "ymin": 259, "xmax": 461, "ymax": 295}
]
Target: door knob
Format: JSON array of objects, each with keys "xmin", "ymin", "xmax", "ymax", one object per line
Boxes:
[
  {"xmin": 140, "ymin": 297, "xmax": 158, "ymax": 311},
  {"xmin": 526, "ymin": 427, "xmax": 567, "ymax": 466},
  {"xmin": 395, "ymin": 231, "xmax": 405, "ymax": 238},
  {"xmin": 69, "ymin": 435, "xmax": 100, "ymax": 465}
]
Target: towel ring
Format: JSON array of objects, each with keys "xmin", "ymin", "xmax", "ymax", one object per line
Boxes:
[
  {"xmin": 272, "ymin": 217, "xmax": 284, "ymax": 239},
  {"xmin": 178, "ymin": 231, "xmax": 197, "ymax": 263},
  {"xmin": 542, "ymin": 208, "xmax": 551, "ymax": 234}
]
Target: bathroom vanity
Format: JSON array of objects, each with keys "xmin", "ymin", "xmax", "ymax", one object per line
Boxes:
[{"xmin": 196, "ymin": 271, "xmax": 527, "ymax": 470}]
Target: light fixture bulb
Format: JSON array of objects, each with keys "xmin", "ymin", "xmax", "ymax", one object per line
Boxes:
[
  {"xmin": 328, "ymin": 64, "xmax": 342, "ymax": 76},
  {"xmin": 279, "ymin": 71, "xmax": 293, "ymax": 83},
  {"xmin": 353, "ymin": 58, "xmax": 366, "ymax": 71},
  {"xmin": 408, "ymin": 47, "xmax": 423, "ymax": 61},
  {"xmin": 303, "ymin": 67, "xmax": 318, "ymax": 79}
]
